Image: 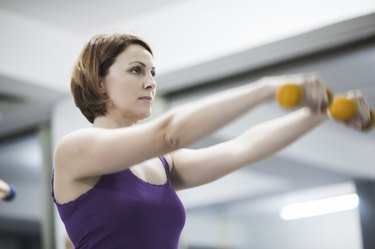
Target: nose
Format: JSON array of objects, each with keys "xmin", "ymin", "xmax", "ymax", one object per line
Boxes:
[{"xmin": 144, "ymin": 76, "xmax": 157, "ymax": 90}]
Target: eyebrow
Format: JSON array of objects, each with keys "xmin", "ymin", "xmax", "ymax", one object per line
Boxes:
[{"xmin": 129, "ymin": 61, "xmax": 155, "ymax": 69}]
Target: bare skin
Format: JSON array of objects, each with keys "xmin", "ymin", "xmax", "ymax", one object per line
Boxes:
[{"xmin": 53, "ymin": 44, "xmax": 371, "ymax": 204}]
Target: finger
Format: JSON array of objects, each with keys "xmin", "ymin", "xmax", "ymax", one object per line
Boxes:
[
  {"xmin": 305, "ymin": 76, "xmax": 328, "ymax": 113},
  {"xmin": 344, "ymin": 90, "xmax": 372, "ymax": 130}
]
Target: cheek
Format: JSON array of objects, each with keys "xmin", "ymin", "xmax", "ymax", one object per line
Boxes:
[
  {"xmin": 106, "ymin": 75, "xmax": 140, "ymax": 105},
  {"xmin": 113, "ymin": 85, "xmax": 137, "ymax": 105}
]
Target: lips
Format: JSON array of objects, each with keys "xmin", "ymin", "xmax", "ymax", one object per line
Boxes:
[{"xmin": 139, "ymin": 96, "xmax": 153, "ymax": 101}]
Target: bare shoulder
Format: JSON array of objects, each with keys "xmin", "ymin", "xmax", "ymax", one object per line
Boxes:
[
  {"xmin": 54, "ymin": 129, "xmax": 93, "ymax": 161},
  {"xmin": 54, "ymin": 121, "xmax": 173, "ymax": 179},
  {"xmin": 54, "ymin": 128, "xmax": 101, "ymax": 171},
  {"xmin": 53, "ymin": 129, "xmax": 105, "ymax": 203},
  {"xmin": 57, "ymin": 127, "xmax": 104, "ymax": 146}
]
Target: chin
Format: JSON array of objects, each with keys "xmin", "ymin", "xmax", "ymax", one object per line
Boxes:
[{"xmin": 139, "ymin": 110, "xmax": 152, "ymax": 120}]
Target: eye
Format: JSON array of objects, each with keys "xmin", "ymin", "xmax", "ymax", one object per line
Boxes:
[
  {"xmin": 130, "ymin": 66, "xmax": 143, "ymax": 75},
  {"xmin": 151, "ymin": 69, "xmax": 156, "ymax": 77}
]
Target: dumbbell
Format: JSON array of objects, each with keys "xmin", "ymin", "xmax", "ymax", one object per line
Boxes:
[
  {"xmin": 276, "ymin": 83, "xmax": 333, "ymax": 110},
  {"xmin": 276, "ymin": 83, "xmax": 375, "ymax": 130},
  {"xmin": 329, "ymin": 96, "xmax": 375, "ymax": 131}
]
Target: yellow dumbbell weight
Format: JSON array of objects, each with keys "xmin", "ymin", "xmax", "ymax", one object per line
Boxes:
[
  {"xmin": 329, "ymin": 96, "xmax": 357, "ymax": 121},
  {"xmin": 329, "ymin": 96, "xmax": 375, "ymax": 131},
  {"xmin": 276, "ymin": 83, "xmax": 304, "ymax": 108},
  {"xmin": 276, "ymin": 83, "xmax": 333, "ymax": 109},
  {"xmin": 329, "ymin": 96, "xmax": 375, "ymax": 126},
  {"xmin": 366, "ymin": 109, "xmax": 375, "ymax": 131},
  {"xmin": 276, "ymin": 83, "xmax": 374, "ymax": 130},
  {"xmin": 370, "ymin": 110, "xmax": 375, "ymax": 130}
]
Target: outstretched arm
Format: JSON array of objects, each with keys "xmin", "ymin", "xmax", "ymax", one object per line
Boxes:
[
  {"xmin": 163, "ymin": 78, "xmax": 275, "ymax": 147},
  {"xmin": 170, "ymin": 107, "xmax": 326, "ymax": 190},
  {"xmin": 170, "ymin": 81, "xmax": 373, "ymax": 190},
  {"xmin": 56, "ymin": 74, "xmax": 314, "ymax": 179}
]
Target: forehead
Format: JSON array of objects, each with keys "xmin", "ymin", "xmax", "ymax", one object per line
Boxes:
[{"xmin": 116, "ymin": 44, "xmax": 154, "ymax": 66}]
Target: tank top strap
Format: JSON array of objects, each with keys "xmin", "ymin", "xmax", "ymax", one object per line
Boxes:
[
  {"xmin": 158, "ymin": 156, "xmax": 171, "ymax": 178},
  {"xmin": 51, "ymin": 169, "xmax": 57, "ymax": 204}
]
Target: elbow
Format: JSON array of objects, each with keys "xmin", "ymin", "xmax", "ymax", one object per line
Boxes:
[
  {"xmin": 163, "ymin": 131, "xmax": 181, "ymax": 151},
  {"xmin": 159, "ymin": 104, "xmax": 196, "ymax": 151},
  {"xmin": 160, "ymin": 112, "xmax": 182, "ymax": 151}
]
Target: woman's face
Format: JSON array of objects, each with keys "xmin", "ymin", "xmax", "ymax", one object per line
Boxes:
[{"xmin": 102, "ymin": 44, "xmax": 157, "ymax": 122}]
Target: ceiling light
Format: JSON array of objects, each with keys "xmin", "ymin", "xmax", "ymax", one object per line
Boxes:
[{"xmin": 280, "ymin": 193, "xmax": 359, "ymax": 220}]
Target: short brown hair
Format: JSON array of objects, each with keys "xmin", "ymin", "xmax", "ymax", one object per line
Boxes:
[{"xmin": 71, "ymin": 33, "xmax": 153, "ymax": 123}]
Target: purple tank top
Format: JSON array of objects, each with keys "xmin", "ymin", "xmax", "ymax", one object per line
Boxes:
[{"xmin": 51, "ymin": 156, "xmax": 186, "ymax": 249}]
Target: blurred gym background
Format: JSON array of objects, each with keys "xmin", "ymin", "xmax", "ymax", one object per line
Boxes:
[{"xmin": 0, "ymin": 1, "xmax": 375, "ymax": 248}]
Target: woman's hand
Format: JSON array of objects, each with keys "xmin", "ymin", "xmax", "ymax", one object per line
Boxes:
[
  {"xmin": 341, "ymin": 90, "xmax": 372, "ymax": 131},
  {"xmin": 264, "ymin": 73, "xmax": 330, "ymax": 113},
  {"xmin": 302, "ymin": 74, "xmax": 330, "ymax": 114}
]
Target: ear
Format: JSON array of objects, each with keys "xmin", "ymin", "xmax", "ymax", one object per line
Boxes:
[{"xmin": 99, "ymin": 82, "xmax": 106, "ymax": 94}]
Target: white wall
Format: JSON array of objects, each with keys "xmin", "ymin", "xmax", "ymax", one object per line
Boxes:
[
  {"xmin": 1, "ymin": 1, "xmax": 375, "ymax": 93},
  {"xmin": 182, "ymin": 184, "xmax": 363, "ymax": 249},
  {"xmin": 246, "ymin": 209, "xmax": 362, "ymax": 249}
]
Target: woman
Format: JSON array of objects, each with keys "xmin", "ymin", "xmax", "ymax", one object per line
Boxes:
[{"xmin": 52, "ymin": 33, "xmax": 371, "ymax": 249}]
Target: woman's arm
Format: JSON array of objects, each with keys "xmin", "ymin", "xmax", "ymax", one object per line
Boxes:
[
  {"xmin": 170, "ymin": 107, "xmax": 326, "ymax": 190},
  {"xmin": 55, "ymin": 75, "xmax": 311, "ymax": 179},
  {"xmin": 163, "ymin": 79, "xmax": 276, "ymax": 147}
]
